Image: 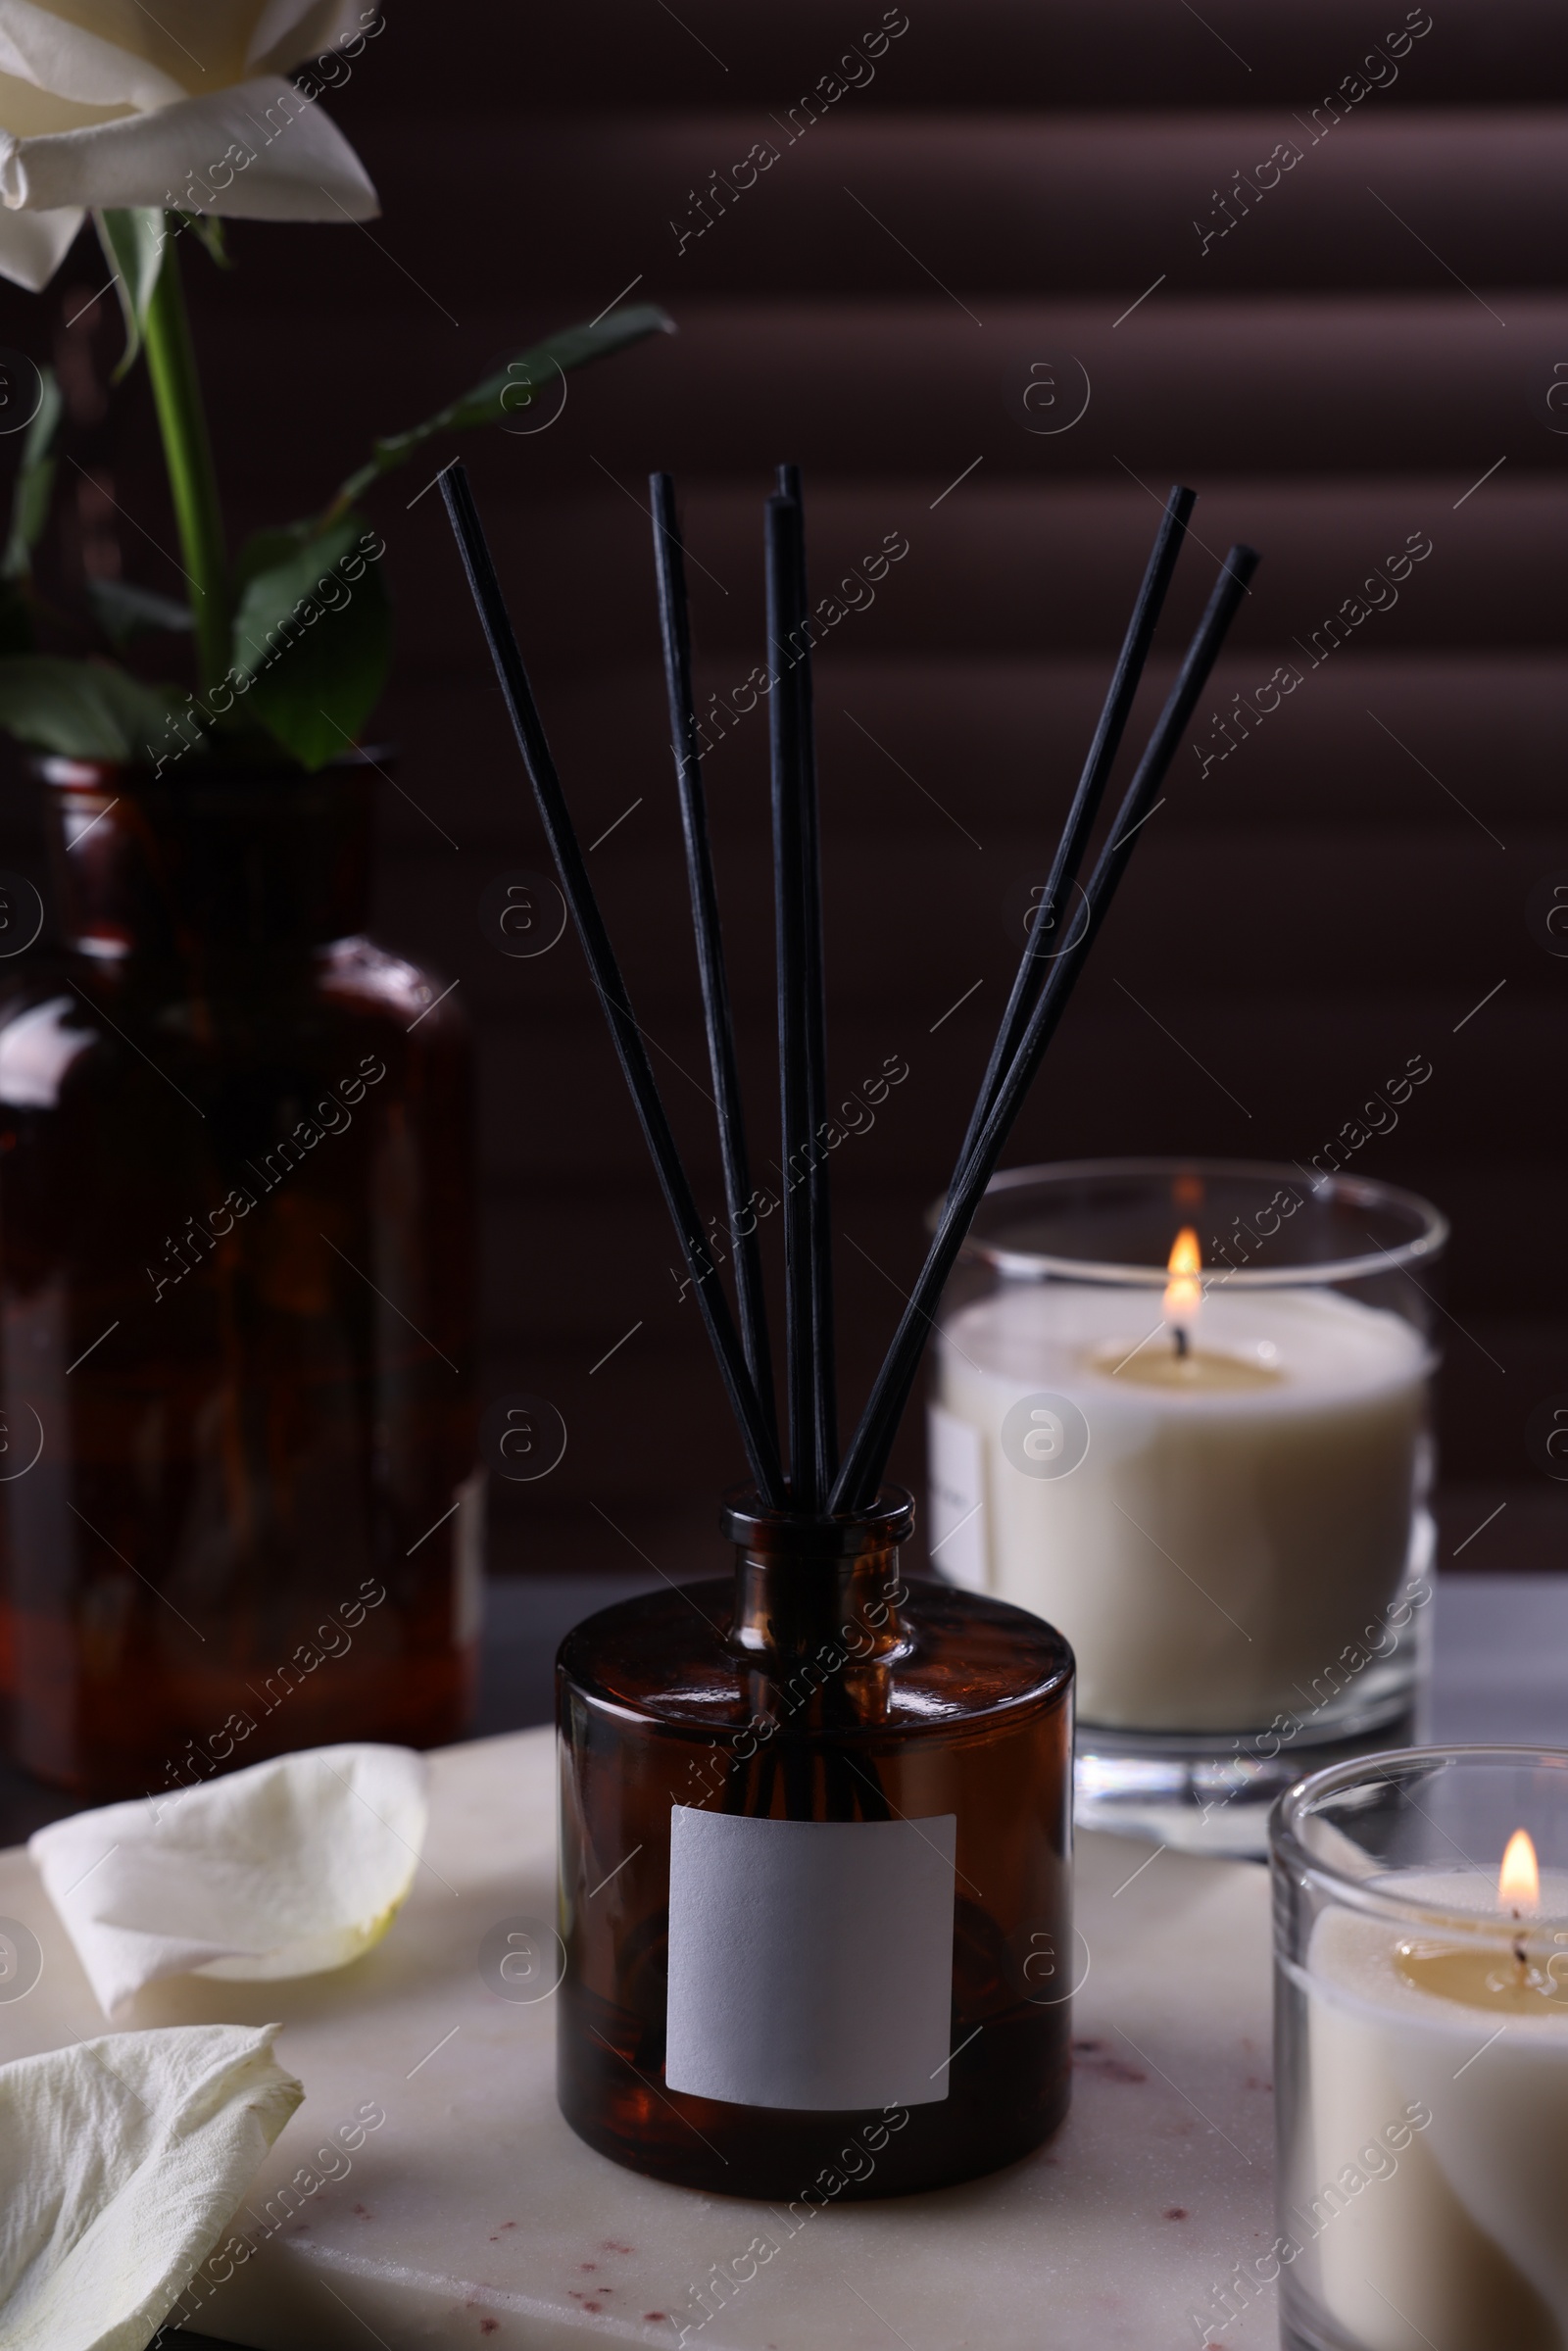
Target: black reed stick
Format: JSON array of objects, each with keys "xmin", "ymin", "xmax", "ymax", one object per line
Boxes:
[
  {"xmin": 953, "ymin": 483, "xmax": 1196, "ymax": 1172},
  {"xmin": 776, "ymin": 464, "xmax": 838, "ymax": 1500},
  {"xmin": 831, "ymin": 541, "xmax": 1260, "ymax": 1513},
  {"xmin": 649, "ymin": 473, "xmax": 778, "ymax": 1452},
  {"xmin": 440, "ymin": 462, "xmax": 785, "ymax": 1506},
  {"xmin": 766, "ymin": 491, "xmax": 819, "ymax": 1508}
]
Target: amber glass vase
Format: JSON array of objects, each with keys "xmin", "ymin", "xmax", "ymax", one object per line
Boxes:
[
  {"xmin": 557, "ymin": 1486, "xmax": 1074, "ymax": 2199},
  {"xmin": 0, "ymin": 755, "xmax": 477, "ymax": 1797}
]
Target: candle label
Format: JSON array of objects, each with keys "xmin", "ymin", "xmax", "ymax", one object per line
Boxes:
[
  {"xmin": 664, "ymin": 1806, "xmax": 957, "ymax": 2110},
  {"xmin": 926, "ymin": 1403, "xmax": 987, "ymax": 1588}
]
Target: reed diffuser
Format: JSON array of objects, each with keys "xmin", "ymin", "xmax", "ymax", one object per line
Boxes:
[{"xmin": 443, "ymin": 463, "xmax": 1256, "ymax": 2197}]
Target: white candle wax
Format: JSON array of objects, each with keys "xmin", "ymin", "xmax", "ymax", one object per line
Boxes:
[
  {"xmin": 1296, "ymin": 1875, "xmax": 1568, "ymax": 2350},
  {"xmin": 932, "ymin": 1281, "xmax": 1427, "ymax": 1729}
]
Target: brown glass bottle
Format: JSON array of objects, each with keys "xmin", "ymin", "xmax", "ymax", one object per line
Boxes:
[
  {"xmin": 557, "ymin": 1487, "xmax": 1073, "ymax": 2198},
  {"xmin": 0, "ymin": 755, "xmax": 477, "ymax": 1797}
]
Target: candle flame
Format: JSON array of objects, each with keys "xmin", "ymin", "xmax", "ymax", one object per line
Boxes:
[
  {"xmin": 1499, "ymin": 1829, "xmax": 1540, "ymax": 1912},
  {"xmin": 1164, "ymin": 1227, "xmax": 1203, "ymax": 1336}
]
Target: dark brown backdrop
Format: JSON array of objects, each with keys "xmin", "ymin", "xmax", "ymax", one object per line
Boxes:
[{"xmin": 2, "ymin": 0, "xmax": 1564, "ymax": 1586}]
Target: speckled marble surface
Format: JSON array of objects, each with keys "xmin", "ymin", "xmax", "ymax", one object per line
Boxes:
[{"xmin": 0, "ymin": 1724, "xmax": 1279, "ymax": 2350}]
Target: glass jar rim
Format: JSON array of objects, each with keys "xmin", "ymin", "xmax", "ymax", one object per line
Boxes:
[
  {"xmin": 1272, "ymin": 1744, "xmax": 1568, "ymax": 1935},
  {"xmin": 935, "ymin": 1156, "xmax": 1448, "ymax": 1289}
]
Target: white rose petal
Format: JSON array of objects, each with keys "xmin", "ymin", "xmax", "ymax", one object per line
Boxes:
[
  {"xmin": 0, "ymin": 73, "xmax": 378, "ymax": 219},
  {"xmin": 0, "ymin": 62, "xmax": 129, "ymax": 137},
  {"xmin": 246, "ymin": 0, "xmax": 368, "ymax": 76},
  {"xmin": 0, "ymin": 0, "xmax": 381, "ymax": 286},
  {"xmin": 29, "ymin": 1742, "xmax": 428, "ymax": 2020},
  {"xmin": 0, "ymin": 2, "xmax": 184, "ymax": 113},
  {"xmin": 0, "ymin": 192, "xmax": 78, "ymax": 286},
  {"xmin": 0, "ymin": 2021, "xmax": 302, "ymax": 2351}
]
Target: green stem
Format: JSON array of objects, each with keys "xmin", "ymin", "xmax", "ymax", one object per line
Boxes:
[{"xmin": 142, "ymin": 228, "xmax": 229, "ymax": 693}]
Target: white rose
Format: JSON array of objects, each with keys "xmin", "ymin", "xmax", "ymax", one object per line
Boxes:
[{"xmin": 0, "ymin": 0, "xmax": 379, "ymax": 291}]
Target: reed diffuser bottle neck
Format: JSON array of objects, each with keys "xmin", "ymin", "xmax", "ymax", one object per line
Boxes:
[{"xmin": 722, "ymin": 1487, "xmax": 913, "ymax": 1663}]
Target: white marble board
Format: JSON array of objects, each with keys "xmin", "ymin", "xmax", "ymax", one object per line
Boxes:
[{"xmin": 0, "ymin": 1728, "xmax": 1278, "ymax": 2350}]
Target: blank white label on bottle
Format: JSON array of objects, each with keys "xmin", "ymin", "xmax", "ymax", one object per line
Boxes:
[
  {"xmin": 664, "ymin": 1805, "xmax": 957, "ymax": 2112},
  {"xmin": 926, "ymin": 1402, "xmax": 988, "ymax": 1590}
]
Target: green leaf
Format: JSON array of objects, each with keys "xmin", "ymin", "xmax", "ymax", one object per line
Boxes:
[
  {"xmin": 325, "ymin": 304, "xmax": 675, "ymax": 516},
  {"xmin": 174, "ymin": 211, "xmax": 230, "ymax": 269},
  {"xmin": 228, "ymin": 513, "xmax": 391, "ymax": 770},
  {"xmin": 93, "ymin": 207, "xmax": 170, "ymax": 381},
  {"xmin": 0, "ymin": 656, "xmax": 181, "ymax": 759},
  {"xmin": 2, "ymin": 361, "xmax": 63, "ymax": 585},
  {"xmin": 87, "ymin": 576, "xmax": 195, "ymax": 648},
  {"xmin": 232, "ymin": 521, "xmax": 316, "ymax": 600}
]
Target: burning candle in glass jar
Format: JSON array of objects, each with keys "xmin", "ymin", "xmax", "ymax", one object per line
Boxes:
[
  {"xmin": 932, "ymin": 1219, "xmax": 1430, "ymax": 1730},
  {"xmin": 1296, "ymin": 1825, "xmax": 1568, "ymax": 2351}
]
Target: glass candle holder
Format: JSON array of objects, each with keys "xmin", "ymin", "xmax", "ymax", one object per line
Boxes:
[
  {"xmin": 555, "ymin": 1486, "xmax": 1074, "ymax": 2198},
  {"xmin": 928, "ymin": 1159, "xmax": 1446, "ymax": 1856},
  {"xmin": 1271, "ymin": 1747, "xmax": 1568, "ymax": 2351}
]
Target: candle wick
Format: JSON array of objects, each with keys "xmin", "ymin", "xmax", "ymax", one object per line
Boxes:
[
  {"xmin": 1510, "ymin": 1908, "xmax": 1530, "ymax": 1977},
  {"xmin": 1173, "ymin": 1326, "xmax": 1189, "ymax": 1360}
]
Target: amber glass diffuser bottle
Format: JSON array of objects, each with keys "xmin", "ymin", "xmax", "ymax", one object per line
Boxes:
[
  {"xmin": 443, "ymin": 462, "xmax": 1254, "ymax": 2196},
  {"xmin": 558, "ymin": 1490, "xmax": 1074, "ymax": 2195}
]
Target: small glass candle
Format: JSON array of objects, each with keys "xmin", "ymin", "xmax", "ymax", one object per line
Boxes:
[
  {"xmin": 1271, "ymin": 1748, "xmax": 1568, "ymax": 2351},
  {"xmin": 556, "ymin": 1487, "xmax": 1074, "ymax": 2197},
  {"xmin": 928, "ymin": 1158, "xmax": 1445, "ymax": 1854}
]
